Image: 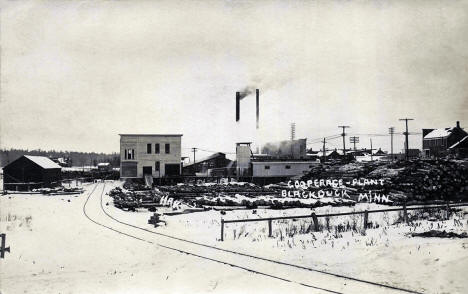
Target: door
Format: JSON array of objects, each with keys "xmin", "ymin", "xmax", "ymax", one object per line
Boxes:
[{"xmin": 142, "ymin": 166, "xmax": 152, "ymax": 175}]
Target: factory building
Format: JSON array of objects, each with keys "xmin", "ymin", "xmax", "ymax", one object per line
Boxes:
[
  {"xmin": 120, "ymin": 134, "xmax": 182, "ymax": 179},
  {"xmin": 183, "ymin": 152, "xmax": 232, "ymax": 176},
  {"xmin": 2, "ymin": 155, "xmax": 62, "ymax": 191},
  {"xmin": 236, "ymin": 140, "xmax": 318, "ymax": 180},
  {"xmin": 251, "ymin": 161, "xmax": 317, "ymax": 177}
]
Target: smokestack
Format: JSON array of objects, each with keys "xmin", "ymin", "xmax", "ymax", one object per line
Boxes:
[
  {"xmin": 236, "ymin": 92, "xmax": 240, "ymax": 122},
  {"xmin": 456, "ymin": 121, "xmax": 460, "ymax": 128},
  {"xmin": 256, "ymin": 89, "xmax": 259, "ymax": 129}
]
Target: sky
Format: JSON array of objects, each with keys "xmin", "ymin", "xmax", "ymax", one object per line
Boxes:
[{"xmin": 1, "ymin": 0, "xmax": 467, "ymax": 160}]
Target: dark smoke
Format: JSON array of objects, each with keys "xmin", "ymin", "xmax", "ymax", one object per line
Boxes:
[{"xmin": 238, "ymin": 86, "xmax": 255, "ymax": 99}]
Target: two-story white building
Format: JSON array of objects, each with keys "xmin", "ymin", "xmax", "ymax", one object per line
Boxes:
[{"xmin": 119, "ymin": 134, "xmax": 182, "ymax": 179}]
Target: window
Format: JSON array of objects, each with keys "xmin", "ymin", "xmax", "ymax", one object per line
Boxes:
[
  {"xmin": 155, "ymin": 143, "xmax": 160, "ymax": 154},
  {"xmin": 165, "ymin": 143, "xmax": 170, "ymax": 154},
  {"xmin": 264, "ymin": 165, "xmax": 270, "ymax": 170},
  {"xmin": 285, "ymin": 165, "xmax": 291, "ymax": 169},
  {"xmin": 125, "ymin": 149, "xmax": 135, "ymax": 160},
  {"xmin": 155, "ymin": 161, "xmax": 160, "ymax": 171},
  {"xmin": 147, "ymin": 144, "xmax": 152, "ymax": 154}
]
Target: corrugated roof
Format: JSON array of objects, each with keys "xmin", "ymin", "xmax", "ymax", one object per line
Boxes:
[
  {"xmin": 424, "ymin": 128, "xmax": 454, "ymax": 139},
  {"xmin": 24, "ymin": 155, "xmax": 62, "ymax": 169}
]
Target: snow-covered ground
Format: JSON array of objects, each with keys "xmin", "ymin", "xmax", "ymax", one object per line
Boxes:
[
  {"xmin": 103, "ymin": 181, "xmax": 468, "ymax": 294},
  {"xmin": 2, "ymin": 181, "xmax": 468, "ymax": 293},
  {"xmin": 0, "ymin": 183, "xmax": 319, "ymax": 294}
]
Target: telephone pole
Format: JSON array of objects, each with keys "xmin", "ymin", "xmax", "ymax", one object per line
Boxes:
[
  {"xmin": 399, "ymin": 118, "xmax": 414, "ymax": 160},
  {"xmin": 191, "ymin": 147, "xmax": 198, "ymax": 164},
  {"xmin": 322, "ymin": 138, "xmax": 326, "ymax": 158},
  {"xmin": 389, "ymin": 127, "xmax": 395, "ymax": 161},
  {"xmin": 350, "ymin": 136, "xmax": 359, "ymax": 150},
  {"xmin": 338, "ymin": 126, "xmax": 350, "ymax": 155}
]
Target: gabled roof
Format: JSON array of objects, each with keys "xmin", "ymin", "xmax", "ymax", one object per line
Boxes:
[
  {"xmin": 24, "ymin": 155, "xmax": 62, "ymax": 169},
  {"xmin": 449, "ymin": 135, "xmax": 468, "ymax": 149},
  {"xmin": 424, "ymin": 127, "xmax": 454, "ymax": 139}
]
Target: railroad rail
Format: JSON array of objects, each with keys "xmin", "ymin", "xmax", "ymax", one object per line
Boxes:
[{"xmin": 81, "ymin": 182, "xmax": 424, "ymax": 294}]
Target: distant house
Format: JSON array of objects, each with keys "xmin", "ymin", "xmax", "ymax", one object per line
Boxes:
[
  {"xmin": 321, "ymin": 149, "xmax": 341, "ymax": 160},
  {"xmin": 374, "ymin": 148, "xmax": 386, "ymax": 156},
  {"xmin": 97, "ymin": 162, "xmax": 111, "ymax": 171},
  {"xmin": 183, "ymin": 152, "xmax": 231, "ymax": 175},
  {"xmin": 50, "ymin": 157, "xmax": 71, "ymax": 167},
  {"xmin": 3, "ymin": 155, "xmax": 62, "ymax": 191},
  {"xmin": 422, "ymin": 121, "xmax": 467, "ymax": 157}
]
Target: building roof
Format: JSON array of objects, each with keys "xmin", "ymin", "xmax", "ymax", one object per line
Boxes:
[
  {"xmin": 119, "ymin": 134, "xmax": 183, "ymax": 137},
  {"xmin": 97, "ymin": 162, "xmax": 110, "ymax": 166},
  {"xmin": 24, "ymin": 155, "xmax": 62, "ymax": 169},
  {"xmin": 449, "ymin": 135, "xmax": 468, "ymax": 149},
  {"xmin": 184, "ymin": 152, "xmax": 226, "ymax": 167},
  {"xmin": 423, "ymin": 127, "xmax": 454, "ymax": 139}
]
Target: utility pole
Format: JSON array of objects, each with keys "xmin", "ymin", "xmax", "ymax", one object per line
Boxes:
[
  {"xmin": 389, "ymin": 127, "xmax": 395, "ymax": 161},
  {"xmin": 322, "ymin": 138, "xmax": 326, "ymax": 158},
  {"xmin": 338, "ymin": 126, "xmax": 350, "ymax": 155},
  {"xmin": 191, "ymin": 148, "xmax": 198, "ymax": 164},
  {"xmin": 399, "ymin": 118, "xmax": 414, "ymax": 160},
  {"xmin": 370, "ymin": 138, "xmax": 373, "ymax": 161},
  {"xmin": 350, "ymin": 136, "xmax": 359, "ymax": 150}
]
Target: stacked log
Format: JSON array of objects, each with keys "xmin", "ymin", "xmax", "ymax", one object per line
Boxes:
[
  {"xmin": 384, "ymin": 159, "xmax": 468, "ymax": 202},
  {"xmin": 301, "ymin": 159, "xmax": 468, "ymax": 203}
]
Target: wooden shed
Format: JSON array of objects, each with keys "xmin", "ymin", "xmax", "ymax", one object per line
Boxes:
[{"xmin": 2, "ymin": 155, "xmax": 62, "ymax": 191}]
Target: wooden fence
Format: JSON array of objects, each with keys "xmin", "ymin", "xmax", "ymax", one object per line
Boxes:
[{"xmin": 219, "ymin": 202, "xmax": 468, "ymax": 241}]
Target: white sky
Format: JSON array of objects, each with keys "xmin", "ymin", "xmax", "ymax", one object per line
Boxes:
[{"xmin": 1, "ymin": 0, "xmax": 467, "ymax": 159}]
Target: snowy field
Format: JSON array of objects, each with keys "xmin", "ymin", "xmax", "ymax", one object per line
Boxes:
[
  {"xmin": 1, "ymin": 183, "xmax": 318, "ymax": 294},
  {"xmin": 1, "ymin": 181, "xmax": 468, "ymax": 293},
  {"xmin": 103, "ymin": 181, "xmax": 468, "ymax": 294}
]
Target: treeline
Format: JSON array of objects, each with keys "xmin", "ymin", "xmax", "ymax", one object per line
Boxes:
[{"xmin": 0, "ymin": 148, "xmax": 120, "ymax": 167}]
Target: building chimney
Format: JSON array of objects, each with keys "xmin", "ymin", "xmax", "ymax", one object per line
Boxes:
[
  {"xmin": 256, "ymin": 89, "xmax": 259, "ymax": 129},
  {"xmin": 456, "ymin": 121, "xmax": 460, "ymax": 128},
  {"xmin": 236, "ymin": 92, "xmax": 240, "ymax": 122}
]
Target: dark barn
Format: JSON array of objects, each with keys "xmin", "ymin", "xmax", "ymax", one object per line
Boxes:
[{"xmin": 3, "ymin": 155, "xmax": 62, "ymax": 191}]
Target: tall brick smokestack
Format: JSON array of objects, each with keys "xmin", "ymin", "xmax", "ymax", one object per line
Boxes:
[
  {"xmin": 256, "ymin": 89, "xmax": 259, "ymax": 129},
  {"xmin": 236, "ymin": 92, "xmax": 240, "ymax": 122}
]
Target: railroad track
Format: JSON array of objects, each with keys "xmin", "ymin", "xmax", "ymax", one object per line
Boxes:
[{"xmin": 83, "ymin": 183, "xmax": 424, "ymax": 294}]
